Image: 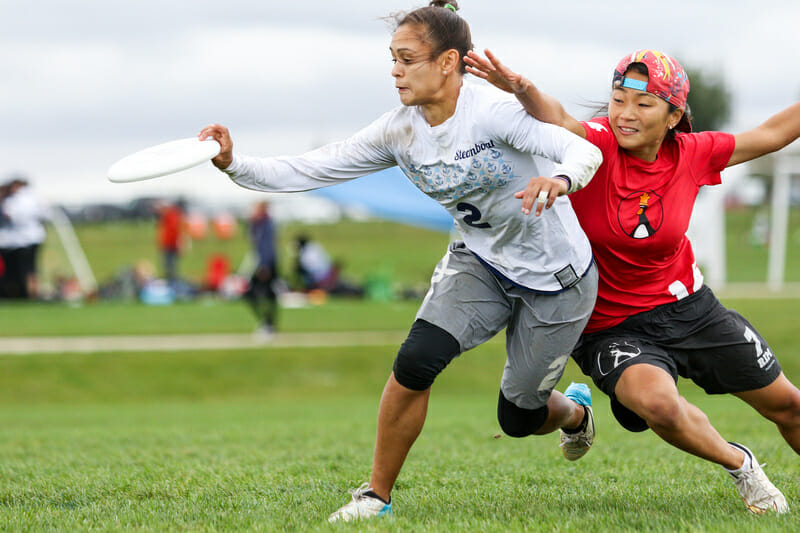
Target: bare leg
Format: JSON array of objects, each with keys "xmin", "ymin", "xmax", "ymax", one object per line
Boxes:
[
  {"xmin": 735, "ymin": 373, "xmax": 800, "ymax": 455},
  {"xmin": 533, "ymin": 390, "xmax": 586, "ymax": 435},
  {"xmin": 615, "ymin": 364, "xmax": 744, "ymax": 469},
  {"xmin": 369, "ymin": 372, "xmax": 430, "ymax": 502}
]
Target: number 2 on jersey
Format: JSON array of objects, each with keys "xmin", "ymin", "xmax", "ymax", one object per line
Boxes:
[{"xmin": 457, "ymin": 202, "xmax": 491, "ymax": 228}]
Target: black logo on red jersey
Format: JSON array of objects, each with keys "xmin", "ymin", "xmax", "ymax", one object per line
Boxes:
[{"xmin": 617, "ymin": 190, "xmax": 663, "ymax": 239}]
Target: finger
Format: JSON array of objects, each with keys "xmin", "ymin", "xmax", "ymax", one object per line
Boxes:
[
  {"xmin": 200, "ymin": 124, "xmax": 223, "ymax": 141},
  {"xmin": 465, "ymin": 50, "xmax": 494, "ymax": 71},
  {"xmin": 518, "ymin": 189, "xmax": 531, "ymax": 216},
  {"xmin": 465, "ymin": 66, "xmax": 489, "ymax": 80},
  {"xmin": 484, "ymin": 50, "xmax": 520, "ymax": 84},
  {"xmin": 485, "ymin": 49, "xmax": 506, "ymax": 71},
  {"xmin": 518, "ymin": 185, "xmax": 539, "ymax": 215},
  {"xmin": 545, "ymin": 190, "xmax": 557, "ymax": 211}
]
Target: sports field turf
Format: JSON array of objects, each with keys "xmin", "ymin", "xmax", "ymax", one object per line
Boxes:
[
  {"xmin": 1, "ymin": 297, "xmax": 799, "ymax": 531},
  {"xmin": 2, "ymin": 215, "xmax": 799, "ymax": 530}
]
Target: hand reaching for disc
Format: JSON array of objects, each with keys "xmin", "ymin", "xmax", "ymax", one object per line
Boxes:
[
  {"xmin": 199, "ymin": 124, "xmax": 234, "ymax": 170},
  {"xmin": 465, "ymin": 49, "xmax": 528, "ymax": 94}
]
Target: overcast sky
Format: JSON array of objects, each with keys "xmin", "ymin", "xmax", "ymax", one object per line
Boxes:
[{"xmin": 2, "ymin": 0, "xmax": 799, "ymax": 207}]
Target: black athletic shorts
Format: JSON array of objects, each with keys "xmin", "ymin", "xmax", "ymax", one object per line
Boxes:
[{"xmin": 571, "ymin": 285, "xmax": 782, "ymax": 432}]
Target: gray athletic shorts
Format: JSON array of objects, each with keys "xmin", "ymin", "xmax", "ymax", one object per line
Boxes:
[{"xmin": 417, "ymin": 241, "xmax": 598, "ymax": 410}]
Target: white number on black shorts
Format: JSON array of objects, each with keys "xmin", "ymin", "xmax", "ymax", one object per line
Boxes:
[{"xmin": 743, "ymin": 326, "xmax": 775, "ymax": 369}]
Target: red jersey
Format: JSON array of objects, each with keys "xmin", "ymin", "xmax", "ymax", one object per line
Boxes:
[{"xmin": 570, "ymin": 117, "xmax": 735, "ymax": 333}]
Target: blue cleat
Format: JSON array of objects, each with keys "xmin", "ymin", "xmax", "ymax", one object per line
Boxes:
[{"xmin": 559, "ymin": 382, "xmax": 595, "ymax": 461}]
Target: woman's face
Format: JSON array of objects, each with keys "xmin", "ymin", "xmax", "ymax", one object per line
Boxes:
[
  {"xmin": 390, "ymin": 24, "xmax": 446, "ymax": 107},
  {"xmin": 608, "ymin": 70, "xmax": 684, "ymax": 161}
]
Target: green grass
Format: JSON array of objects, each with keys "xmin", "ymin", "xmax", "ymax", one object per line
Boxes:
[
  {"xmin": 0, "ymin": 298, "xmax": 422, "ymax": 336},
  {"xmin": 1, "ymin": 341, "xmax": 799, "ymax": 531},
  {"xmin": 4, "ymin": 213, "xmax": 800, "ymax": 530},
  {"xmin": 0, "ymin": 295, "xmax": 797, "ymax": 338},
  {"xmin": 0, "ymin": 295, "xmax": 799, "ymax": 530},
  {"xmin": 726, "ymin": 206, "xmax": 800, "ymax": 282}
]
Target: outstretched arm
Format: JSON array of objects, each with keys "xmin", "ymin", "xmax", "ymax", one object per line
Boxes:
[
  {"xmin": 198, "ymin": 119, "xmax": 396, "ymax": 194},
  {"xmin": 465, "ymin": 49, "xmax": 586, "ymax": 138},
  {"xmin": 728, "ymin": 102, "xmax": 800, "ymax": 167}
]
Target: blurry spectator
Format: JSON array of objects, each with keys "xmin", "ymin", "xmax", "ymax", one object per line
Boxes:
[
  {"xmin": 157, "ymin": 199, "xmax": 186, "ymax": 285},
  {"xmin": 0, "ymin": 178, "xmax": 49, "ymax": 299},
  {"xmin": 0, "ymin": 182, "xmax": 11, "ymax": 297},
  {"xmin": 205, "ymin": 253, "xmax": 231, "ymax": 292},
  {"xmin": 294, "ymin": 235, "xmax": 363, "ymax": 297},
  {"xmin": 295, "ymin": 234, "xmax": 334, "ymax": 290},
  {"xmin": 245, "ymin": 202, "xmax": 279, "ymax": 339}
]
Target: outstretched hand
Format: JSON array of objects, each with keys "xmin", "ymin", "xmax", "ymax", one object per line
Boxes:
[
  {"xmin": 465, "ymin": 49, "xmax": 528, "ymax": 94},
  {"xmin": 199, "ymin": 124, "xmax": 234, "ymax": 170}
]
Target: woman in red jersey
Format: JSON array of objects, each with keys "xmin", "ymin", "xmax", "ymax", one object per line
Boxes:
[{"xmin": 466, "ymin": 48, "xmax": 800, "ymax": 514}]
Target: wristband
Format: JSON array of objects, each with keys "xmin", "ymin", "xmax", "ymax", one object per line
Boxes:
[{"xmin": 553, "ymin": 175, "xmax": 572, "ymax": 191}]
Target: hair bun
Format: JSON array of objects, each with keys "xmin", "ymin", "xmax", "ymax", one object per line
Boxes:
[{"xmin": 429, "ymin": 0, "xmax": 459, "ymax": 11}]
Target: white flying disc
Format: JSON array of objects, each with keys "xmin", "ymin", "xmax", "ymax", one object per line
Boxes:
[{"xmin": 107, "ymin": 137, "xmax": 221, "ymax": 183}]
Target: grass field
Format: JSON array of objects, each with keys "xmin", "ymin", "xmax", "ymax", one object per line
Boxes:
[
  {"xmin": 1, "ymin": 296, "xmax": 799, "ymax": 530},
  {"xmin": 3, "ymin": 214, "xmax": 800, "ymax": 530}
]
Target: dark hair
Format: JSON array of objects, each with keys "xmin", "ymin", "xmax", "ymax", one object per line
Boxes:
[
  {"xmin": 393, "ymin": 1, "xmax": 473, "ymax": 74},
  {"xmin": 623, "ymin": 63, "xmax": 692, "ymax": 138}
]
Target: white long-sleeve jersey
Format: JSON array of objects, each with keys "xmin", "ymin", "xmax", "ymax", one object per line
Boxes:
[{"xmin": 224, "ymin": 83, "xmax": 602, "ymax": 292}]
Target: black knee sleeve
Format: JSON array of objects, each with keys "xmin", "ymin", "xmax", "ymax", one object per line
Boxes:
[
  {"xmin": 497, "ymin": 390, "xmax": 549, "ymax": 438},
  {"xmin": 393, "ymin": 319, "xmax": 461, "ymax": 391}
]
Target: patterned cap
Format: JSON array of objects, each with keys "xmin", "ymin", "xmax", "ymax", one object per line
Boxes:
[{"xmin": 612, "ymin": 49, "xmax": 690, "ymax": 110}]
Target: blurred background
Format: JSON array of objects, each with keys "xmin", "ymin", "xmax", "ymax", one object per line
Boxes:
[{"xmin": 2, "ymin": 0, "xmax": 800, "ymax": 304}]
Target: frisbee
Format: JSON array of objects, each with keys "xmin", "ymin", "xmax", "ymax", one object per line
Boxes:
[{"xmin": 107, "ymin": 137, "xmax": 221, "ymax": 183}]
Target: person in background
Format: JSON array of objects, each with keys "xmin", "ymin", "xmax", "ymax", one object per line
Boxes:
[
  {"xmin": 294, "ymin": 234, "xmax": 334, "ymax": 290},
  {"xmin": 0, "ymin": 178, "xmax": 48, "ymax": 299},
  {"xmin": 244, "ymin": 201, "xmax": 279, "ymax": 340},
  {"xmin": 0, "ymin": 182, "xmax": 14, "ymax": 298},
  {"xmin": 294, "ymin": 235, "xmax": 364, "ymax": 297},
  {"xmin": 465, "ymin": 47, "xmax": 800, "ymax": 514},
  {"xmin": 157, "ymin": 198, "xmax": 186, "ymax": 286}
]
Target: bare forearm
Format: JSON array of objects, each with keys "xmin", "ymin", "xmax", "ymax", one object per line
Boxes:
[
  {"xmin": 514, "ymin": 79, "xmax": 585, "ymax": 138},
  {"xmin": 514, "ymin": 78, "xmax": 570, "ymax": 126},
  {"xmin": 730, "ymin": 101, "xmax": 800, "ymax": 166},
  {"xmin": 762, "ymin": 101, "xmax": 800, "ymax": 150}
]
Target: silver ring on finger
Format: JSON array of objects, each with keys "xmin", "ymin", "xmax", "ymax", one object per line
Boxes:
[{"xmin": 536, "ymin": 190, "xmax": 548, "ymax": 204}]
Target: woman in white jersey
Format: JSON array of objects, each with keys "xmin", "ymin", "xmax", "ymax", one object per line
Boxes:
[{"xmin": 200, "ymin": 1, "xmax": 602, "ymax": 522}]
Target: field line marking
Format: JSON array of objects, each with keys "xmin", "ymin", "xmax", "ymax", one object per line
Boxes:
[{"xmin": 0, "ymin": 331, "xmax": 415, "ymax": 355}]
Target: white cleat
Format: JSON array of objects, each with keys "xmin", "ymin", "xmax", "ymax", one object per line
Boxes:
[
  {"xmin": 728, "ymin": 442, "xmax": 789, "ymax": 514},
  {"xmin": 328, "ymin": 482, "xmax": 393, "ymax": 523}
]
